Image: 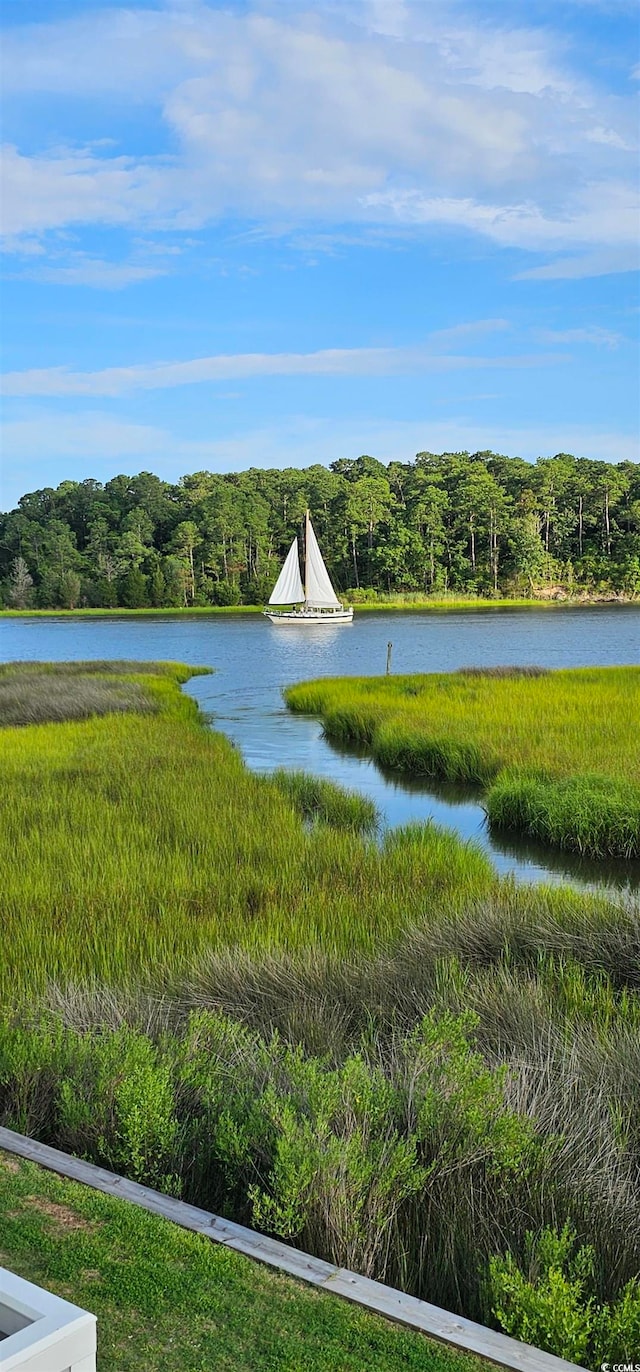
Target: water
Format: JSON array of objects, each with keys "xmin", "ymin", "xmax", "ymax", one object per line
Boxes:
[{"xmin": 2, "ymin": 606, "xmax": 639, "ymax": 892}]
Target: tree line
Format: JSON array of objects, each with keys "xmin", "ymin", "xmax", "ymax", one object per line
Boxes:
[{"xmin": 1, "ymin": 450, "xmax": 639, "ymax": 609}]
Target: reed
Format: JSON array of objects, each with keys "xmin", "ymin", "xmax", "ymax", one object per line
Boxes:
[
  {"xmin": 0, "ymin": 662, "xmax": 499, "ymax": 1003},
  {"xmin": 269, "ymin": 768, "xmax": 378, "ymax": 832},
  {"xmin": 284, "ymin": 666, "xmax": 640, "ymax": 858},
  {"xmin": 486, "ymin": 772, "xmax": 640, "ymax": 859},
  {"xmin": 33, "ymin": 902, "xmax": 639, "ymax": 1322}
]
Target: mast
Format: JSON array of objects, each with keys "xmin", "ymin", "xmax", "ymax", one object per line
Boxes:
[{"xmin": 304, "ymin": 508, "xmax": 310, "ymax": 608}]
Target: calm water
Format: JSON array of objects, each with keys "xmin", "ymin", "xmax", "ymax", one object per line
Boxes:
[{"xmin": 2, "ymin": 606, "xmax": 639, "ymax": 892}]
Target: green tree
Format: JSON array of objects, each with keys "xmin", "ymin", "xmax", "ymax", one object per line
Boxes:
[
  {"xmin": 7, "ymin": 556, "xmax": 33, "ymax": 609},
  {"xmin": 59, "ymin": 571, "xmax": 82, "ymax": 609},
  {"xmin": 119, "ymin": 567, "xmax": 149, "ymax": 609},
  {"xmin": 344, "ymin": 475, "xmax": 393, "ymax": 587},
  {"xmin": 509, "ymin": 512, "xmax": 547, "ymax": 592}
]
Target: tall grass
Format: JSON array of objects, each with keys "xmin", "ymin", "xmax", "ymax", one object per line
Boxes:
[
  {"xmin": 0, "ymin": 673, "xmax": 151, "ymax": 727},
  {"xmin": 285, "ymin": 667, "xmax": 640, "ymax": 858},
  {"xmin": 487, "ymin": 772, "xmax": 640, "ymax": 859},
  {"xmin": 0, "ymin": 662, "xmax": 498, "ymax": 1003},
  {"xmin": 31, "ymin": 893, "xmax": 639, "ymax": 1321},
  {"xmin": 0, "ymin": 660, "xmax": 212, "ymax": 726},
  {"xmin": 269, "ymin": 768, "xmax": 378, "ymax": 832},
  {"xmin": 0, "ymin": 659, "xmax": 207, "ymax": 679}
]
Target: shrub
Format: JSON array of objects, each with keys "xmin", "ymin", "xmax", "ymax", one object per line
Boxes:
[{"xmin": 489, "ymin": 1225, "xmax": 640, "ymax": 1366}]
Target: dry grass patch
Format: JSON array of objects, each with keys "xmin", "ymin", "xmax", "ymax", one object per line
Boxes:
[{"xmin": 22, "ymin": 1195, "xmax": 98, "ymax": 1232}]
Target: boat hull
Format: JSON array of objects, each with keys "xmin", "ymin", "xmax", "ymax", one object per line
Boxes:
[{"xmin": 264, "ymin": 608, "xmax": 354, "ymax": 624}]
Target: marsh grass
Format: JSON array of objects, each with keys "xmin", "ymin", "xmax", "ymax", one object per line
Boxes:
[
  {"xmin": 0, "ymin": 596, "xmax": 557, "ymax": 619},
  {"xmin": 0, "ymin": 659, "xmax": 204, "ymax": 678},
  {"xmin": 0, "ymin": 674, "xmax": 153, "ymax": 727},
  {"xmin": 0, "ymin": 662, "xmax": 497, "ymax": 1003},
  {"xmin": 285, "ymin": 667, "xmax": 640, "ymax": 858},
  {"xmin": 457, "ymin": 666, "xmax": 551, "ymax": 678},
  {"xmin": 36, "ymin": 894, "xmax": 640, "ymax": 1316},
  {"xmin": 487, "ymin": 773, "xmax": 640, "ymax": 859},
  {"xmin": 0, "ymin": 660, "xmax": 211, "ymax": 727},
  {"xmin": 269, "ymin": 768, "xmax": 378, "ymax": 832},
  {"xmin": 4, "ymin": 948, "xmax": 639, "ymax": 1320}
]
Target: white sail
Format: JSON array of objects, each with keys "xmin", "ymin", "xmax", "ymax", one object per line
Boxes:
[
  {"xmin": 268, "ymin": 538, "xmax": 304, "ymax": 605},
  {"xmin": 305, "ymin": 517, "xmax": 341, "ymax": 608}
]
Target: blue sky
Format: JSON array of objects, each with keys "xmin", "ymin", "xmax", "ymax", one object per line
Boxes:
[{"xmin": 1, "ymin": 0, "xmax": 638, "ymax": 510}]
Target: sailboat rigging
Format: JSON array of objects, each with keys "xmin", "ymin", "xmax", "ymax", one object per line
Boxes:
[{"xmin": 264, "ymin": 511, "xmax": 354, "ymax": 624}]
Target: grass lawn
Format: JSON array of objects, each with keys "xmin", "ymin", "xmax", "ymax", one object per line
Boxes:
[
  {"xmin": 0, "ymin": 1152, "xmax": 482, "ymax": 1372},
  {"xmin": 284, "ymin": 667, "xmax": 640, "ymax": 858}
]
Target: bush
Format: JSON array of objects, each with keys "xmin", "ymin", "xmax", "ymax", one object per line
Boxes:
[
  {"xmin": 489, "ymin": 1225, "xmax": 640, "ymax": 1366},
  {"xmin": 0, "ymin": 1008, "xmax": 532, "ymax": 1308},
  {"xmin": 211, "ymin": 579, "xmax": 241, "ymax": 606}
]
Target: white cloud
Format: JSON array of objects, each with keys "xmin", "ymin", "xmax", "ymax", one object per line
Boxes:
[
  {"xmin": 0, "ymin": 145, "xmax": 168, "ymax": 238},
  {"xmin": 26, "ymin": 257, "xmax": 168, "ymax": 289},
  {"xmin": 0, "ymin": 2, "xmax": 636, "ymax": 271},
  {"xmin": 515, "ymin": 247, "xmax": 639, "ymax": 279},
  {"xmin": 535, "ymin": 326, "xmax": 622, "ymax": 347},
  {"xmin": 428, "ymin": 318, "xmax": 510, "ymax": 344},
  {"xmin": 585, "ymin": 125, "xmax": 635, "ymax": 150},
  {"xmin": 0, "ymin": 7, "xmax": 200, "ymax": 99},
  {"xmin": 1, "ymin": 337, "xmax": 567, "ymax": 398},
  {"xmin": 363, "ymin": 180, "xmax": 638, "ymax": 253}
]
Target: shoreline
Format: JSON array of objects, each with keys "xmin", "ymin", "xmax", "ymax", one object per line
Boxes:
[{"xmin": 1, "ymin": 595, "xmax": 636, "ymax": 619}]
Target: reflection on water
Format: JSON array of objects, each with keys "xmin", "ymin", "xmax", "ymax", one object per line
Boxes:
[
  {"xmin": 318, "ymin": 732, "xmax": 640, "ymax": 893},
  {"xmin": 2, "ymin": 606, "xmax": 639, "ymax": 893},
  {"xmin": 485, "ymin": 822, "xmax": 640, "ymax": 894}
]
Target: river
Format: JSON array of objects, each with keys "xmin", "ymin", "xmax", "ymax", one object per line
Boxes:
[{"xmin": 2, "ymin": 605, "xmax": 639, "ymax": 892}]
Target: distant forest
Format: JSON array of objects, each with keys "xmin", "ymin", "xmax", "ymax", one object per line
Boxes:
[{"xmin": 2, "ymin": 451, "xmax": 639, "ymax": 608}]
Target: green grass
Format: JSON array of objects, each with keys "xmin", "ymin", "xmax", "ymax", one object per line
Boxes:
[
  {"xmin": 0, "ymin": 661, "xmax": 497, "ymax": 1003},
  {"xmin": 0, "ymin": 595, "xmax": 627, "ymax": 618},
  {"xmin": 270, "ymin": 768, "xmax": 379, "ymax": 832},
  {"xmin": 486, "ymin": 772, "xmax": 640, "ymax": 860},
  {"xmin": 0, "ymin": 1154, "xmax": 480, "ymax": 1372},
  {"xmin": 0, "ymin": 660, "xmax": 205, "ymax": 676},
  {"xmin": 0, "ymin": 605, "xmax": 264, "ymax": 616},
  {"xmin": 284, "ymin": 667, "xmax": 640, "ymax": 858},
  {"xmin": 345, "ymin": 595, "xmax": 561, "ymax": 611}
]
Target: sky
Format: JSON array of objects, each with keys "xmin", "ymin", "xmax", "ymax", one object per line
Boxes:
[{"xmin": 0, "ymin": 0, "xmax": 638, "ymax": 512}]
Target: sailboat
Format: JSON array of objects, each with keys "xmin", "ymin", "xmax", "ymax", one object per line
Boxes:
[{"xmin": 264, "ymin": 511, "xmax": 354, "ymax": 624}]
